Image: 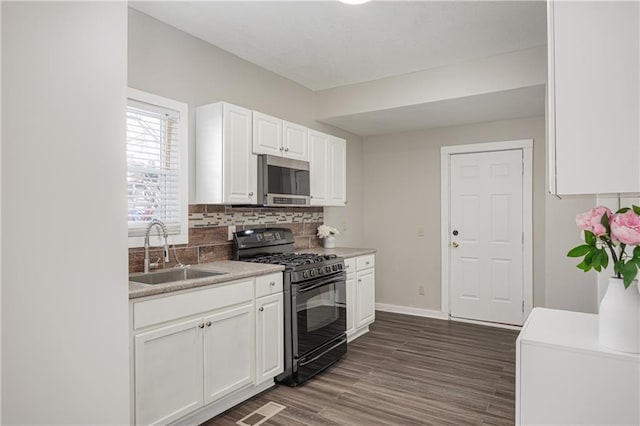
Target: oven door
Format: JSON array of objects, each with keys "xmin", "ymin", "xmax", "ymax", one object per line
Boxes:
[{"xmin": 292, "ymin": 273, "xmax": 346, "ymax": 358}]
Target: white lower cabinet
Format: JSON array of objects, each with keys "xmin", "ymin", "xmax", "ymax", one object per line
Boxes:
[
  {"xmin": 131, "ymin": 274, "xmax": 283, "ymax": 426},
  {"xmin": 255, "ymin": 292, "xmax": 284, "ymax": 383},
  {"xmin": 203, "ymin": 303, "xmax": 254, "ymax": 405},
  {"xmin": 345, "ymin": 254, "xmax": 375, "ymax": 342},
  {"xmin": 134, "ymin": 318, "xmax": 204, "ymax": 426}
]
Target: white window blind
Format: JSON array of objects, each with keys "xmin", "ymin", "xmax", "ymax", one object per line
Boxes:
[{"xmin": 127, "ymin": 98, "xmax": 182, "ymax": 238}]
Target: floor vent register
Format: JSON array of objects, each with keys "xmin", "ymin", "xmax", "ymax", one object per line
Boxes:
[{"xmin": 236, "ymin": 402, "xmax": 286, "ymax": 426}]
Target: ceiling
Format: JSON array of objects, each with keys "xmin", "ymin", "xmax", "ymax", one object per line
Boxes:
[{"xmin": 130, "ymin": 1, "xmax": 547, "ymax": 92}]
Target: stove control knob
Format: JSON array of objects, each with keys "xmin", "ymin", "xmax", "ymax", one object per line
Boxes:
[
  {"xmin": 310, "ymin": 269, "xmax": 315, "ymax": 277},
  {"xmin": 318, "ymin": 268, "xmax": 323, "ymax": 275},
  {"xmin": 337, "ymin": 264, "xmax": 343, "ymax": 270},
  {"xmin": 303, "ymin": 271, "xmax": 309, "ymax": 279},
  {"xmin": 326, "ymin": 266, "xmax": 331, "ymax": 273},
  {"xmin": 332, "ymin": 265, "xmax": 338, "ymax": 271}
]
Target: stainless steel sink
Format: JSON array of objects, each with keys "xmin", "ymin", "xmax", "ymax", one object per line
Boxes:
[{"xmin": 129, "ymin": 268, "xmax": 227, "ymax": 285}]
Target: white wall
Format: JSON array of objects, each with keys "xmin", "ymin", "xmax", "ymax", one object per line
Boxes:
[
  {"xmin": 2, "ymin": 3, "xmax": 129, "ymax": 424},
  {"xmin": 362, "ymin": 116, "xmax": 597, "ymax": 315},
  {"xmin": 128, "ymin": 9, "xmax": 364, "ymax": 247},
  {"xmin": 316, "ymin": 46, "xmax": 546, "ymax": 119}
]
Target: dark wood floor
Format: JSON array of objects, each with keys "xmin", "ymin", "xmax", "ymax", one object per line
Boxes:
[{"xmin": 204, "ymin": 311, "xmax": 519, "ymax": 426}]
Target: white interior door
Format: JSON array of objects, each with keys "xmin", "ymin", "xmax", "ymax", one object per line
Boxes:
[{"xmin": 449, "ymin": 149, "xmax": 524, "ymax": 325}]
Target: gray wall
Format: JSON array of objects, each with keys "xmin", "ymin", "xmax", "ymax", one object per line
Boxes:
[
  {"xmin": 362, "ymin": 116, "xmax": 597, "ymax": 315},
  {"xmin": 128, "ymin": 9, "xmax": 364, "ymax": 247},
  {"xmin": 2, "ymin": 2, "xmax": 130, "ymax": 423}
]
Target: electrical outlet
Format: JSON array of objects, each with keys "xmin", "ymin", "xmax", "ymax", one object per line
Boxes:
[
  {"xmin": 228, "ymin": 225, "xmax": 236, "ymax": 241},
  {"xmin": 419, "ymin": 285, "xmax": 425, "ymax": 295},
  {"xmin": 417, "ymin": 227, "xmax": 425, "ymax": 237}
]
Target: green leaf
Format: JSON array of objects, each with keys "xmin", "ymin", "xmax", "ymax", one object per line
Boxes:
[
  {"xmin": 592, "ymin": 250, "xmax": 602, "ymax": 269},
  {"xmin": 621, "ymin": 261, "xmax": 639, "ymax": 288},
  {"xmin": 601, "ymin": 250, "xmax": 609, "ymax": 269},
  {"xmin": 633, "ymin": 205, "xmax": 640, "ymax": 215},
  {"xmin": 576, "ymin": 260, "xmax": 592, "ymax": 272},
  {"xmin": 567, "ymin": 245, "xmax": 591, "ymax": 257},
  {"xmin": 617, "ymin": 207, "xmax": 630, "ymax": 214},
  {"xmin": 584, "ymin": 230, "xmax": 596, "ymax": 246},
  {"xmin": 634, "ymin": 246, "xmax": 640, "ymax": 259}
]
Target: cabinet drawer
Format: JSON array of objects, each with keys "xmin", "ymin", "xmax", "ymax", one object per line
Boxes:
[
  {"xmin": 356, "ymin": 254, "xmax": 375, "ymax": 271},
  {"xmin": 255, "ymin": 273, "xmax": 283, "ymax": 298},
  {"xmin": 133, "ymin": 280, "xmax": 254, "ymax": 330},
  {"xmin": 345, "ymin": 258, "xmax": 356, "ymax": 274}
]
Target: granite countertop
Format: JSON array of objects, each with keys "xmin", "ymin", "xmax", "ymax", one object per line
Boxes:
[
  {"xmin": 297, "ymin": 247, "xmax": 376, "ymax": 258},
  {"xmin": 129, "ymin": 261, "xmax": 284, "ymax": 300}
]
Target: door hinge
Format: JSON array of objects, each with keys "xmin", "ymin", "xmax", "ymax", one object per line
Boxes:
[
  {"xmin": 522, "ymin": 232, "xmax": 524, "ymax": 244},
  {"xmin": 522, "ymin": 300, "xmax": 525, "ymax": 312}
]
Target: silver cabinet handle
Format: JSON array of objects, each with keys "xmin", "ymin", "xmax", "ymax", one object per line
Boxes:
[
  {"xmin": 248, "ymin": 192, "xmax": 254, "ymax": 197},
  {"xmin": 285, "ymin": 147, "xmax": 289, "ymax": 152},
  {"xmin": 206, "ymin": 321, "xmax": 212, "ymax": 327},
  {"xmin": 198, "ymin": 323, "xmax": 205, "ymax": 329},
  {"xmin": 358, "ymin": 279, "xmax": 362, "ymax": 283},
  {"xmin": 259, "ymin": 307, "xmax": 264, "ymax": 312},
  {"xmin": 270, "ymin": 281, "xmax": 276, "ymax": 286},
  {"xmin": 365, "ymin": 261, "xmax": 370, "ymax": 265},
  {"xmin": 279, "ymin": 146, "xmax": 284, "ymax": 151}
]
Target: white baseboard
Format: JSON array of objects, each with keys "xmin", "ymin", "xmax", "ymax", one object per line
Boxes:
[
  {"xmin": 375, "ymin": 303, "xmax": 449, "ymax": 320},
  {"xmin": 450, "ymin": 316, "xmax": 522, "ymax": 331}
]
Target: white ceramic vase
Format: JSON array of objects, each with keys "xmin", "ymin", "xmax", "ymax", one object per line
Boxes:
[
  {"xmin": 323, "ymin": 235, "xmax": 336, "ymax": 249},
  {"xmin": 598, "ymin": 277, "xmax": 640, "ymax": 353}
]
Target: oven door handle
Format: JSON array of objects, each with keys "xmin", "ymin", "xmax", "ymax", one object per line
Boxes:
[
  {"xmin": 298, "ymin": 336, "xmax": 347, "ymax": 367},
  {"xmin": 296, "ymin": 273, "xmax": 345, "ymax": 294}
]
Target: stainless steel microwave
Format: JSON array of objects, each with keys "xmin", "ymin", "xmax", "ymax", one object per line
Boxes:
[{"xmin": 257, "ymin": 155, "xmax": 310, "ymax": 207}]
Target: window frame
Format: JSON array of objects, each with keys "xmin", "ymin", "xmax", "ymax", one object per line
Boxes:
[{"xmin": 127, "ymin": 88, "xmax": 189, "ymax": 248}]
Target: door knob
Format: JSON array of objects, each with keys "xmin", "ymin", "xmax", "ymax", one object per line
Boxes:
[{"xmin": 452, "ymin": 242, "xmax": 459, "ymax": 248}]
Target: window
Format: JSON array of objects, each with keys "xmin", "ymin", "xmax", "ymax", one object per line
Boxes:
[{"xmin": 127, "ymin": 88, "xmax": 188, "ymax": 247}]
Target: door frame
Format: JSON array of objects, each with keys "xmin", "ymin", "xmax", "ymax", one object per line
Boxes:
[{"xmin": 440, "ymin": 139, "xmax": 534, "ymax": 325}]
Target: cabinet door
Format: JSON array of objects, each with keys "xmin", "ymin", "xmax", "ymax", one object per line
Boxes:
[
  {"xmin": 282, "ymin": 121, "xmax": 308, "ymax": 161},
  {"xmin": 203, "ymin": 302, "xmax": 255, "ymax": 405},
  {"xmin": 356, "ymin": 268, "xmax": 375, "ymax": 328},
  {"xmin": 134, "ymin": 318, "xmax": 204, "ymax": 426},
  {"xmin": 549, "ymin": 1, "xmax": 640, "ymax": 195},
  {"xmin": 256, "ymin": 293, "xmax": 284, "ymax": 384},
  {"xmin": 327, "ymin": 136, "xmax": 347, "ymax": 206},
  {"xmin": 223, "ymin": 103, "xmax": 257, "ymax": 204},
  {"xmin": 346, "ymin": 273, "xmax": 356, "ymax": 337},
  {"xmin": 253, "ymin": 111, "xmax": 282, "ymax": 156},
  {"xmin": 308, "ymin": 129, "xmax": 329, "ymax": 205}
]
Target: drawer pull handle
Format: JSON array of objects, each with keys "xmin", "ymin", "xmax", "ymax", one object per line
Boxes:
[
  {"xmin": 206, "ymin": 321, "xmax": 212, "ymax": 327},
  {"xmin": 270, "ymin": 281, "xmax": 276, "ymax": 286},
  {"xmin": 198, "ymin": 323, "xmax": 205, "ymax": 329},
  {"xmin": 259, "ymin": 307, "xmax": 264, "ymax": 312},
  {"xmin": 358, "ymin": 279, "xmax": 362, "ymax": 283},
  {"xmin": 365, "ymin": 261, "xmax": 370, "ymax": 265}
]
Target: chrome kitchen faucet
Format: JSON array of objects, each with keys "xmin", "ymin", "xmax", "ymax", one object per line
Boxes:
[{"xmin": 144, "ymin": 218, "xmax": 170, "ymax": 273}]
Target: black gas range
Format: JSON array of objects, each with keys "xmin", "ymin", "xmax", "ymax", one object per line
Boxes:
[{"xmin": 233, "ymin": 228, "xmax": 347, "ymax": 386}]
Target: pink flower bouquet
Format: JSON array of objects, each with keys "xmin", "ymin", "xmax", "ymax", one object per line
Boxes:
[{"xmin": 568, "ymin": 205, "xmax": 640, "ymax": 288}]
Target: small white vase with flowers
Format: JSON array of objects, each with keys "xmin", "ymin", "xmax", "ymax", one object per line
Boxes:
[
  {"xmin": 568, "ymin": 205, "xmax": 640, "ymax": 353},
  {"xmin": 317, "ymin": 224, "xmax": 339, "ymax": 249}
]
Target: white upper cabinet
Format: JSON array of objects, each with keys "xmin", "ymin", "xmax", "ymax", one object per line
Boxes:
[
  {"xmin": 196, "ymin": 102, "xmax": 257, "ymax": 204},
  {"xmin": 309, "ymin": 130, "xmax": 347, "ymax": 207},
  {"xmin": 309, "ymin": 129, "xmax": 329, "ymax": 205},
  {"xmin": 327, "ymin": 136, "xmax": 347, "ymax": 205},
  {"xmin": 282, "ymin": 121, "xmax": 309, "ymax": 162},
  {"xmin": 252, "ymin": 113, "xmax": 309, "ymax": 162},
  {"xmin": 548, "ymin": 1, "xmax": 640, "ymax": 195},
  {"xmin": 252, "ymin": 111, "xmax": 282, "ymax": 157}
]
